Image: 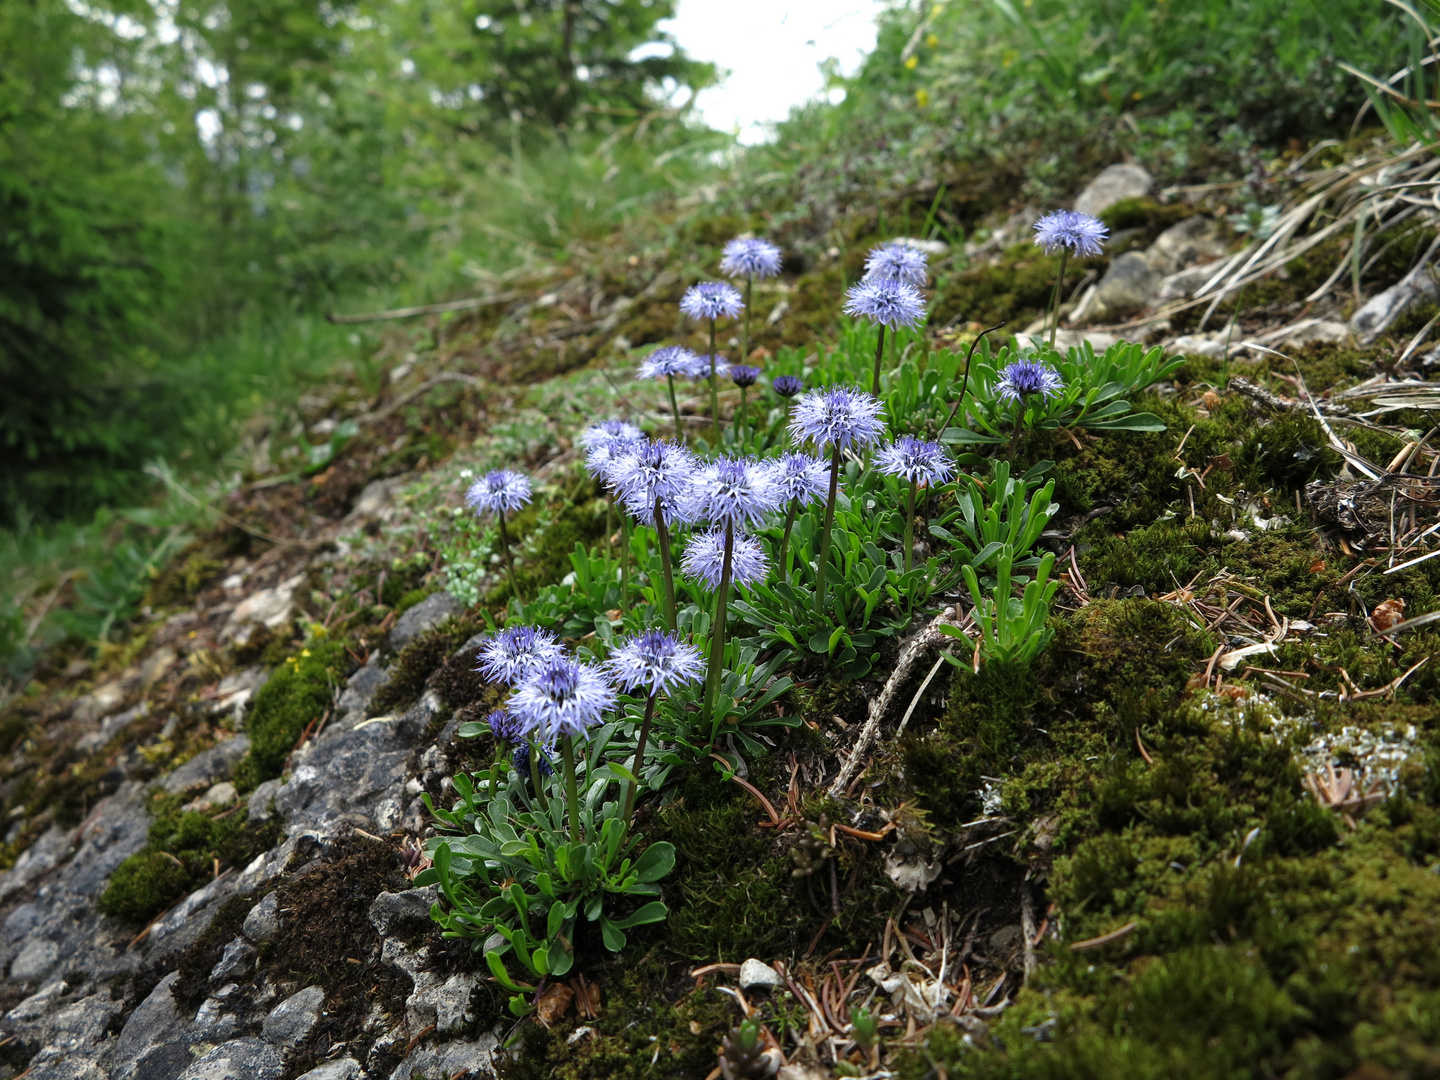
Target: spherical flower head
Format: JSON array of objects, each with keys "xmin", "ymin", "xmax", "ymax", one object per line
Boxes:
[
  {"xmin": 639, "ymin": 345, "xmax": 698, "ymax": 380},
  {"xmin": 720, "ymin": 237, "xmax": 782, "ymax": 280},
  {"xmin": 996, "ymin": 360, "xmax": 1066, "ymax": 404},
  {"xmin": 1032, "ymin": 210, "xmax": 1109, "ymax": 258},
  {"xmin": 681, "ymin": 529, "xmax": 770, "ymax": 590},
  {"xmin": 512, "ymin": 744, "xmax": 554, "ymax": 778},
  {"xmin": 585, "ymin": 433, "xmax": 646, "ymax": 490},
  {"xmin": 687, "ymin": 456, "xmax": 780, "ymax": 528},
  {"xmin": 507, "ymin": 656, "xmax": 617, "ymax": 744},
  {"xmin": 612, "ymin": 439, "xmax": 698, "ymax": 524},
  {"xmin": 765, "ymin": 452, "xmax": 829, "ymax": 507},
  {"xmin": 864, "ymin": 241, "xmax": 929, "ymax": 287},
  {"xmin": 486, "ymin": 708, "xmax": 521, "ymax": 743},
  {"xmin": 874, "ymin": 435, "xmax": 955, "ymax": 487},
  {"xmin": 579, "ymin": 418, "xmax": 643, "ymax": 450},
  {"xmin": 771, "ymin": 375, "xmax": 804, "ymax": 398},
  {"xmin": 605, "ymin": 629, "xmax": 706, "ymax": 698},
  {"xmin": 465, "ymin": 469, "xmax": 532, "ymax": 517},
  {"xmin": 476, "ymin": 625, "xmax": 565, "ymax": 686},
  {"xmin": 729, "ymin": 364, "xmax": 761, "ymax": 389},
  {"xmin": 789, "ymin": 386, "xmax": 888, "ymax": 452},
  {"xmin": 680, "ymin": 281, "xmax": 744, "ymax": 323},
  {"xmin": 688, "ymin": 353, "xmax": 728, "ymax": 381},
  {"xmin": 843, "ymin": 278, "xmax": 927, "ymax": 331}
]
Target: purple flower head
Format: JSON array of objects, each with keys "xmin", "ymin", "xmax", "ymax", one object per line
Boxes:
[
  {"xmin": 476, "ymin": 625, "xmax": 565, "ymax": 686},
  {"xmin": 729, "ymin": 364, "xmax": 761, "ymax": 389},
  {"xmin": 687, "ymin": 353, "xmax": 728, "ymax": 381},
  {"xmin": 996, "ymin": 360, "xmax": 1066, "ymax": 404},
  {"xmin": 507, "ymin": 655, "xmax": 617, "ymax": 744},
  {"xmin": 584, "ymin": 432, "xmax": 646, "ymax": 490},
  {"xmin": 680, "ymin": 281, "xmax": 744, "ymax": 322},
  {"xmin": 605, "ymin": 629, "xmax": 706, "ymax": 698},
  {"xmin": 843, "ymin": 279, "xmax": 927, "ymax": 331},
  {"xmin": 789, "ymin": 386, "xmax": 888, "ymax": 451},
  {"xmin": 486, "ymin": 708, "xmax": 522, "ymax": 742},
  {"xmin": 864, "ymin": 242, "xmax": 929, "ymax": 287},
  {"xmin": 686, "ymin": 456, "xmax": 781, "ymax": 528},
  {"xmin": 765, "ymin": 452, "xmax": 829, "ymax": 507},
  {"xmin": 1032, "ymin": 210, "xmax": 1108, "ymax": 258},
  {"xmin": 681, "ymin": 529, "xmax": 770, "ymax": 590},
  {"xmin": 720, "ymin": 237, "xmax": 783, "ymax": 280},
  {"xmin": 875, "ymin": 436, "xmax": 955, "ymax": 487},
  {"xmin": 579, "ymin": 419, "xmax": 644, "ymax": 450},
  {"xmin": 465, "ymin": 469, "xmax": 532, "ymax": 517},
  {"xmin": 612, "ymin": 439, "xmax": 699, "ymax": 525},
  {"xmin": 512, "ymin": 744, "xmax": 554, "ymax": 778},
  {"xmin": 639, "ymin": 345, "xmax": 699, "ymax": 380},
  {"xmin": 771, "ymin": 375, "xmax": 805, "ymax": 398}
]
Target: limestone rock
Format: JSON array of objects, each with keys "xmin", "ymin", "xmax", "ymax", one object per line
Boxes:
[
  {"xmin": 1074, "ymin": 163, "xmax": 1153, "ymax": 219},
  {"xmin": 242, "ymin": 892, "xmax": 280, "ymax": 944},
  {"xmin": 738, "ymin": 959, "xmax": 782, "ymax": 992},
  {"xmin": 262, "ymin": 985, "xmax": 325, "ymax": 1048},
  {"xmin": 209, "ymin": 937, "xmax": 257, "ymax": 983},
  {"xmin": 1145, "ymin": 215, "xmax": 1226, "ymax": 275},
  {"xmin": 295, "ymin": 1059, "xmax": 362, "ymax": 1080},
  {"xmin": 1283, "ymin": 320, "xmax": 1351, "ymax": 347},
  {"xmin": 111, "ymin": 973, "xmax": 193, "ymax": 1080},
  {"xmin": 180, "ymin": 1037, "xmax": 285, "ymax": 1080},
  {"xmin": 1089, "ymin": 251, "xmax": 1161, "ymax": 320},
  {"xmin": 385, "ymin": 1037, "xmax": 498, "ymax": 1080},
  {"xmin": 161, "ymin": 735, "xmax": 250, "ymax": 796},
  {"xmin": 1168, "ymin": 333, "xmax": 1227, "ymax": 358},
  {"xmin": 368, "ymin": 888, "xmax": 437, "ymax": 937},
  {"xmin": 1352, "ymin": 265, "xmax": 1440, "ymax": 344},
  {"xmin": 224, "ymin": 574, "xmax": 305, "ymax": 642},
  {"xmin": 388, "ymin": 591, "xmax": 462, "ymax": 651}
]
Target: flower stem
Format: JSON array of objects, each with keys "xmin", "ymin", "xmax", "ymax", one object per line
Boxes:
[
  {"xmin": 1006, "ymin": 402, "xmax": 1026, "ymax": 462},
  {"xmin": 871, "ymin": 324, "xmax": 887, "ymax": 396},
  {"xmin": 735, "ymin": 386, "xmax": 747, "ymax": 450},
  {"xmin": 619, "ymin": 512, "xmax": 632, "ymax": 608},
  {"xmin": 813, "ymin": 446, "xmax": 842, "ymax": 617},
  {"xmin": 778, "ymin": 499, "xmax": 798, "ymax": 582},
  {"xmin": 498, "ymin": 512, "xmax": 524, "ymax": 617},
  {"xmin": 937, "ymin": 320, "xmax": 1006, "ymax": 442},
  {"xmin": 702, "ymin": 521, "xmax": 735, "ymax": 745},
  {"xmin": 742, "ymin": 276, "xmax": 753, "ymax": 365},
  {"xmin": 654, "ymin": 498, "xmax": 677, "ymax": 632},
  {"xmin": 708, "ymin": 320, "xmax": 721, "ymax": 444},
  {"xmin": 528, "ymin": 741, "xmax": 549, "ymax": 814},
  {"xmin": 1047, "ymin": 249, "xmax": 1070, "ymax": 351},
  {"xmin": 903, "ymin": 480, "xmax": 917, "ymax": 575},
  {"xmin": 560, "ymin": 737, "xmax": 581, "ymax": 842},
  {"xmin": 622, "ymin": 693, "xmax": 658, "ymax": 825},
  {"xmin": 666, "ymin": 374, "xmax": 683, "ymax": 439}
]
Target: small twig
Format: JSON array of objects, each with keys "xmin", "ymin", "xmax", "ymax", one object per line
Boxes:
[
  {"xmin": 1067, "ymin": 922, "xmax": 1138, "ymax": 952},
  {"xmin": 710, "ymin": 754, "xmax": 783, "ymax": 825}
]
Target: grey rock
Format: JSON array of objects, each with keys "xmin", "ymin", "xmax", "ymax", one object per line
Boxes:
[
  {"xmin": 385, "ymin": 1037, "xmax": 498, "ymax": 1080},
  {"xmin": 262, "ymin": 985, "xmax": 325, "ymax": 1048},
  {"xmin": 295, "ymin": 1059, "xmax": 362, "ymax": 1080},
  {"xmin": 183, "ymin": 781, "xmax": 237, "ymax": 813},
  {"xmin": 1283, "ymin": 320, "xmax": 1351, "ymax": 348},
  {"xmin": 336, "ymin": 658, "xmax": 390, "ymax": 720},
  {"xmin": 179, "ymin": 1037, "xmax": 285, "ymax": 1080},
  {"xmin": 1145, "ymin": 215, "xmax": 1226, "ymax": 276},
  {"xmin": 242, "ymin": 893, "xmax": 280, "ymax": 944},
  {"xmin": 1089, "ymin": 251, "xmax": 1161, "ymax": 320},
  {"xmin": 112, "ymin": 972, "xmax": 193, "ymax": 1080},
  {"xmin": 388, "ymin": 592, "xmax": 462, "ymax": 651},
  {"xmin": 70, "ymin": 681, "xmax": 128, "ymax": 726},
  {"xmin": 1158, "ymin": 261, "xmax": 1221, "ymax": 301},
  {"xmin": 1352, "ymin": 266, "xmax": 1440, "ymax": 343},
  {"xmin": 10, "ymin": 937, "xmax": 59, "ymax": 981},
  {"xmin": 738, "ymin": 958, "xmax": 782, "ymax": 991},
  {"xmin": 4, "ymin": 902, "xmax": 42, "ymax": 942},
  {"xmin": 368, "ymin": 888, "xmax": 437, "ymax": 937},
  {"xmin": 161, "ymin": 735, "xmax": 251, "ymax": 795},
  {"xmin": 209, "ymin": 937, "xmax": 257, "ymax": 983},
  {"xmin": 247, "ymin": 779, "xmax": 283, "ymax": 823},
  {"xmin": 0, "ymin": 826, "xmax": 71, "ymax": 901},
  {"xmin": 193, "ymin": 984, "xmax": 242, "ymax": 1042},
  {"xmin": 75, "ymin": 700, "xmax": 150, "ymax": 753},
  {"xmin": 409, "ymin": 972, "xmax": 477, "ymax": 1035},
  {"xmin": 19, "ymin": 992, "xmax": 122, "ymax": 1074},
  {"xmin": 1168, "ymin": 333, "xmax": 1227, "ymax": 359},
  {"xmin": 1074, "ymin": 163, "xmax": 1153, "ymax": 219}
]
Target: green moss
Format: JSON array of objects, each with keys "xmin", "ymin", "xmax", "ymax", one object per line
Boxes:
[
  {"xmin": 370, "ymin": 615, "xmax": 482, "ymax": 716},
  {"xmin": 233, "ymin": 639, "xmax": 350, "ymax": 792},
  {"xmin": 1099, "ymin": 196, "xmax": 1196, "ymax": 235},
  {"xmin": 1236, "ymin": 413, "xmax": 1342, "ymax": 488},
  {"xmin": 100, "ymin": 791, "xmax": 280, "ymax": 923},
  {"xmin": 1080, "ymin": 518, "xmax": 1209, "ymax": 595}
]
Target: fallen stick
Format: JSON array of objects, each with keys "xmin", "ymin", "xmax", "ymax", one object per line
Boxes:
[{"xmin": 325, "ymin": 291, "xmax": 521, "ymax": 324}]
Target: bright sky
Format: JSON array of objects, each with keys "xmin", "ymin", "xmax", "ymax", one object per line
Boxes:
[{"xmin": 660, "ymin": 1, "xmax": 891, "ymax": 144}]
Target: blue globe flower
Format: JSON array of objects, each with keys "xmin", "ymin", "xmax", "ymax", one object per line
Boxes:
[
  {"xmin": 475, "ymin": 625, "xmax": 565, "ymax": 686},
  {"xmin": 605, "ymin": 629, "xmax": 706, "ymax": 698},
  {"xmin": 680, "ymin": 529, "xmax": 769, "ymax": 590},
  {"xmin": 1032, "ymin": 210, "xmax": 1109, "ymax": 258},
  {"xmin": 996, "ymin": 360, "xmax": 1066, "ymax": 404},
  {"xmin": 874, "ymin": 436, "xmax": 955, "ymax": 487},
  {"xmin": 465, "ymin": 470, "xmax": 532, "ymax": 517},
  {"xmin": 507, "ymin": 656, "xmax": 617, "ymax": 745},
  {"xmin": 680, "ymin": 282, "xmax": 744, "ymax": 322},
  {"xmin": 863, "ymin": 241, "xmax": 929, "ymax": 287},
  {"xmin": 843, "ymin": 278, "xmax": 927, "ymax": 330},
  {"xmin": 720, "ymin": 237, "xmax": 783, "ymax": 280},
  {"xmin": 789, "ymin": 386, "xmax": 888, "ymax": 452}
]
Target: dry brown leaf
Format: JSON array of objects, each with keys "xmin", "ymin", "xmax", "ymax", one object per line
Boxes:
[
  {"xmin": 535, "ymin": 982, "xmax": 575, "ymax": 1028},
  {"xmin": 1370, "ymin": 598, "xmax": 1406, "ymax": 634}
]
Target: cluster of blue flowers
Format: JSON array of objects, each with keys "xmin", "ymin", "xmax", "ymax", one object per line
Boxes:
[{"xmin": 455, "ymin": 209, "xmax": 1111, "ymax": 815}]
